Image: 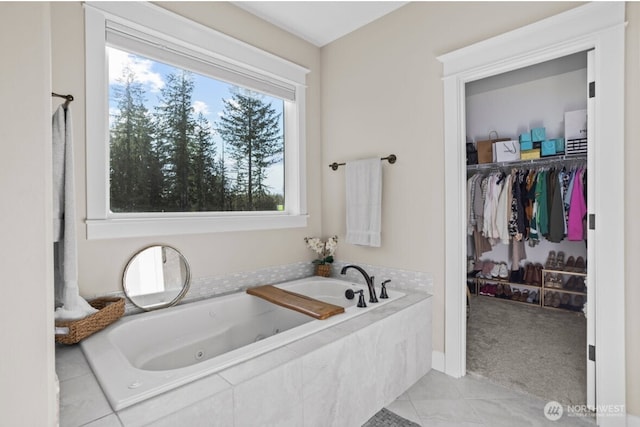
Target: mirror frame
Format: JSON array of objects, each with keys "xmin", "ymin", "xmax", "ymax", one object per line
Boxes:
[{"xmin": 122, "ymin": 245, "xmax": 191, "ymax": 311}]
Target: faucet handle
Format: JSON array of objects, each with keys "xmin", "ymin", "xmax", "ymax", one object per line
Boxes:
[
  {"xmin": 355, "ymin": 290, "xmax": 367, "ymax": 308},
  {"xmin": 380, "ymin": 279, "xmax": 390, "ymax": 299}
]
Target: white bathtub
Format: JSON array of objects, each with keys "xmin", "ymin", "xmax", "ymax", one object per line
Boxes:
[{"xmin": 81, "ymin": 276, "xmax": 404, "ymax": 411}]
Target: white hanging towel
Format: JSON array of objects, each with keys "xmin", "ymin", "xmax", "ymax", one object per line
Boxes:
[
  {"xmin": 52, "ymin": 105, "xmax": 97, "ymax": 321},
  {"xmin": 345, "ymin": 158, "xmax": 382, "ymax": 247}
]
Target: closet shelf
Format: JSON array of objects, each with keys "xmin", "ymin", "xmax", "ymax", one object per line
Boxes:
[
  {"xmin": 467, "ymin": 154, "xmax": 586, "ymax": 171},
  {"xmin": 473, "ymin": 277, "xmax": 541, "ymax": 288},
  {"xmin": 543, "ymin": 268, "xmax": 587, "ymax": 277}
]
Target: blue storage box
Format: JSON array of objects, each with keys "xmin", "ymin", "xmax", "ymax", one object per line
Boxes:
[
  {"xmin": 555, "ymin": 138, "xmax": 565, "ymax": 153},
  {"xmin": 531, "ymin": 127, "xmax": 546, "ymax": 142},
  {"xmin": 519, "ymin": 133, "xmax": 533, "ymax": 150},
  {"xmin": 541, "ymin": 139, "xmax": 556, "ymax": 156}
]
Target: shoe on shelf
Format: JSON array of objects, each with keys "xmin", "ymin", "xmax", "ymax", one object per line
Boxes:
[
  {"xmin": 573, "ymin": 294, "xmax": 585, "ymax": 309},
  {"xmin": 528, "ymin": 290, "xmax": 539, "ymax": 304},
  {"xmin": 482, "ymin": 261, "xmax": 495, "ymax": 279},
  {"xmin": 555, "ymin": 273, "xmax": 565, "ymax": 288},
  {"xmin": 552, "ymin": 292, "xmax": 561, "ymax": 308},
  {"xmin": 534, "ymin": 263, "xmax": 543, "ymax": 286},
  {"xmin": 496, "ymin": 284, "xmax": 504, "ymax": 297},
  {"xmin": 523, "ymin": 263, "xmax": 533, "ymax": 285},
  {"xmin": 509, "ymin": 268, "xmax": 520, "ymax": 283},
  {"xmin": 560, "ymin": 293, "xmax": 571, "ymax": 307},
  {"xmin": 544, "ymin": 290, "xmax": 553, "ymax": 306},
  {"xmin": 504, "ymin": 284, "xmax": 513, "ymax": 298},
  {"xmin": 575, "ymin": 256, "xmax": 586, "ymax": 273},
  {"xmin": 565, "ymin": 276, "xmax": 576, "ymax": 290},
  {"xmin": 574, "ymin": 277, "xmax": 586, "ymax": 293},
  {"xmin": 498, "ymin": 262, "xmax": 509, "ymax": 279},
  {"xmin": 520, "ymin": 289, "xmax": 530, "ymax": 302},
  {"xmin": 491, "ymin": 263, "xmax": 501, "ymax": 278},
  {"xmin": 512, "ymin": 289, "xmax": 521, "ymax": 301},
  {"xmin": 564, "ymin": 256, "xmax": 576, "ymax": 272},
  {"xmin": 545, "ymin": 250, "xmax": 557, "ymax": 269},
  {"xmin": 556, "ymin": 251, "xmax": 565, "ymax": 270}
]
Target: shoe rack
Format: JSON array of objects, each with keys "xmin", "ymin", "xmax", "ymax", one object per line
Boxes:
[
  {"xmin": 470, "ymin": 276, "xmax": 543, "ymax": 307},
  {"xmin": 541, "ymin": 268, "xmax": 587, "ymax": 312},
  {"xmin": 468, "ymin": 254, "xmax": 587, "ymax": 313}
]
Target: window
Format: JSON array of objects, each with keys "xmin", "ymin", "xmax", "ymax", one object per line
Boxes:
[{"xmin": 85, "ymin": 2, "xmax": 309, "ymax": 239}]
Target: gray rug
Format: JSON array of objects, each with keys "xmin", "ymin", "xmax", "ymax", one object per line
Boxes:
[
  {"xmin": 467, "ymin": 295, "xmax": 586, "ymax": 405},
  {"xmin": 363, "ymin": 408, "xmax": 421, "ymax": 427}
]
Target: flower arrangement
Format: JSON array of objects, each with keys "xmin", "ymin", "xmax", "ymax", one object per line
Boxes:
[{"xmin": 304, "ymin": 236, "xmax": 338, "ymax": 265}]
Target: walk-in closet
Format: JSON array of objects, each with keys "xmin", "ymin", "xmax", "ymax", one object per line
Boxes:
[{"xmin": 464, "ymin": 51, "xmax": 591, "ymax": 406}]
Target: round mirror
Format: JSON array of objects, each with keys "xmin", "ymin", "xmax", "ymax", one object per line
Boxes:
[{"xmin": 123, "ymin": 245, "xmax": 191, "ymax": 311}]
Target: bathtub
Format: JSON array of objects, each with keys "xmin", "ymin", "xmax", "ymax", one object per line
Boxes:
[{"xmin": 81, "ymin": 276, "xmax": 404, "ymax": 411}]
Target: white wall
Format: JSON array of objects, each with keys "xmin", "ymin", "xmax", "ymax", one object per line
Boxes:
[{"xmin": 0, "ymin": 3, "xmax": 56, "ymax": 425}]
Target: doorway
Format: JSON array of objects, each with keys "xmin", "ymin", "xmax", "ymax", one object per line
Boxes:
[
  {"xmin": 438, "ymin": 3, "xmax": 625, "ymax": 425},
  {"xmin": 463, "ymin": 51, "xmax": 590, "ymax": 405}
]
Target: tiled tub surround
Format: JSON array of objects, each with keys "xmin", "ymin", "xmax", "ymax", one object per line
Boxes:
[
  {"xmin": 95, "ymin": 260, "xmax": 433, "ymax": 315},
  {"xmin": 81, "ymin": 277, "xmax": 406, "ymax": 410},
  {"xmin": 58, "ymin": 289, "xmax": 432, "ymax": 426}
]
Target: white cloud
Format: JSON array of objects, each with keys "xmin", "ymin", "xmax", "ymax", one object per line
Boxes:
[
  {"xmin": 107, "ymin": 47, "xmax": 164, "ymax": 93},
  {"xmin": 193, "ymin": 100, "xmax": 211, "ymax": 116}
]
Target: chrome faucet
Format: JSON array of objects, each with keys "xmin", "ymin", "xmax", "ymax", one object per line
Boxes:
[{"xmin": 340, "ymin": 264, "xmax": 378, "ymax": 303}]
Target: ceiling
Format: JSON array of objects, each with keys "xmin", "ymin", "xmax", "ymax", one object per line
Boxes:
[{"xmin": 232, "ymin": 1, "xmax": 408, "ymax": 47}]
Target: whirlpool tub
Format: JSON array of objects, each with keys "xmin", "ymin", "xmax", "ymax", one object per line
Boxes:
[{"xmin": 81, "ymin": 276, "xmax": 405, "ymax": 410}]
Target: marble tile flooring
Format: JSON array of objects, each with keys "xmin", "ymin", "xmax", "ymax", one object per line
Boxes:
[{"xmin": 386, "ymin": 370, "xmax": 597, "ymax": 427}]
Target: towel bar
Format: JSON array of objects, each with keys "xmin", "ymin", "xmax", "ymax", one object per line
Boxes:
[{"xmin": 329, "ymin": 154, "xmax": 396, "ymax": 171}]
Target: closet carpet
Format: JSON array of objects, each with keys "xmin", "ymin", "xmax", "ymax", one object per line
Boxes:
[{"xmin": 466, "ymin": 295, "xmax": 586, "ymax": 406}]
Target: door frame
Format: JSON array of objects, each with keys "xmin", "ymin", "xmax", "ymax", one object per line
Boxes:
[{"xmin": 438, "ymin": 3, "xmax": 626, "ymax": 426}]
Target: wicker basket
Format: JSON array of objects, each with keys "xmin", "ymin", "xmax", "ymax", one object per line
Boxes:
[
  {"xmin": 55, "ymin": 297, "xmax": 125, "ymax": 345},
  {"xmin": 315, "ymin": 264, "xmax": 331, "ymax": 277}
]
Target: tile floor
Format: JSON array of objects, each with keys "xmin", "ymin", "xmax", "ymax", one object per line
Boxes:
[{"xmin": 386, "ymin": 370, "xmax": 597, "ymax": 427}]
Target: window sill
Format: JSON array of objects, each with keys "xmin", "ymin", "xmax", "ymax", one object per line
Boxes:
[{"xmin": 86, "ymin": 214, "xmax": 308, "ymax": 240}]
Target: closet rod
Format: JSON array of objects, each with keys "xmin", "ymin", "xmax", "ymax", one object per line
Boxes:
[
  {"xmin": 467, "ymin": 154, "xmax": 586, "ymax": 172},
  {"xmin": 329, "ymin": 154, "xmax": 397, "ymax": 171}
]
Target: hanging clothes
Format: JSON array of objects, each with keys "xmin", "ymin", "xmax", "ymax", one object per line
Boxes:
[
  {"xmin": 547, "ymin": 168, "xmax": 566, "ymax": 243},
  {"xmin": 466, "ymin": 160, "xmax": 587, "ymax": 253},
  {"xmin": 567, "ymin": 168, "xmax": 587, "ymax": 241}
]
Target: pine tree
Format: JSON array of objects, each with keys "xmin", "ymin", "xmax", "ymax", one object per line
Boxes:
[
  {"xmin": 154, "ymin": 71, "xmax": 197, "ymax": 211},
  {"xmin": 215, "ymin": 89, "xmax": 283, "ymax": 210},
  {"xmin": 190, "ymin": 112, "xmax": 219, "ymax": 210},
  {"xmin": 109, "ymin": 67, "xmax": 159, "ymax": 212}
]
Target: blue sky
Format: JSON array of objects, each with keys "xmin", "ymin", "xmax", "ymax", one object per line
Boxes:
[{"xmin": 107, "ymin": 46, "xmax": 284, "ymax": 195}]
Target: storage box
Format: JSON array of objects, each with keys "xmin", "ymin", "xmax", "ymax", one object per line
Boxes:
[
  {"xmin": 565, "ymin": 109, "xmax": 587, "ymax": 140},
  {"xmin": 541, "ymin": 140, "xmax": 556, "ymax": 156},
  {"xmin": 555, "ymin": 138, "xmax": 565, "ymax": 153},
  {"xmin": 566, "ymin": 138, "xmax": 587, "ymax": 156},
  {"xmin": 519, "ymin": 133, "xmax": 533, "ymax": 150},
  {"xmin": 493, "ymin": 140, "xmax": 521, "ymax": 162},
  {"xmin": 531, "ymin": 127, "xmax": 546, "ymax": 142},
  {"xmin": 520, "ymin": 148, "xmax": 541, "ymax": 160}
]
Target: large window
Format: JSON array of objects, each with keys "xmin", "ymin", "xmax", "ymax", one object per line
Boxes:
[{"xmin": 85, "ymin": 3, "xmax": 308, "ymax": 239}]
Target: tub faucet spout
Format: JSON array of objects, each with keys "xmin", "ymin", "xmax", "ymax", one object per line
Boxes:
[{"xmin": 340, "ymin": 265, "xmax": 378, "ymax": 303}]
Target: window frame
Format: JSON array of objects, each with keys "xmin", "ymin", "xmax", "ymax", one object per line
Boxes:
[{"xmin": 85, "ymin": 2, "xmax": 309, "ymax": 239}]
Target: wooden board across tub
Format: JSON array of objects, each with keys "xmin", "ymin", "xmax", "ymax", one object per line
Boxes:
[{"xmin": 246, "ymin": 285, "xmax": 345, "ymax": 320}]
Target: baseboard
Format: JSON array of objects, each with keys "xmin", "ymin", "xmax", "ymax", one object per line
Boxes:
[
  {"xmin": 431, "ymin": 350, "xmax": 445, "ymax": 372},
  {"xmin": 627, "ymin": 413, "xmax": 640, "ymax": 427}
]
